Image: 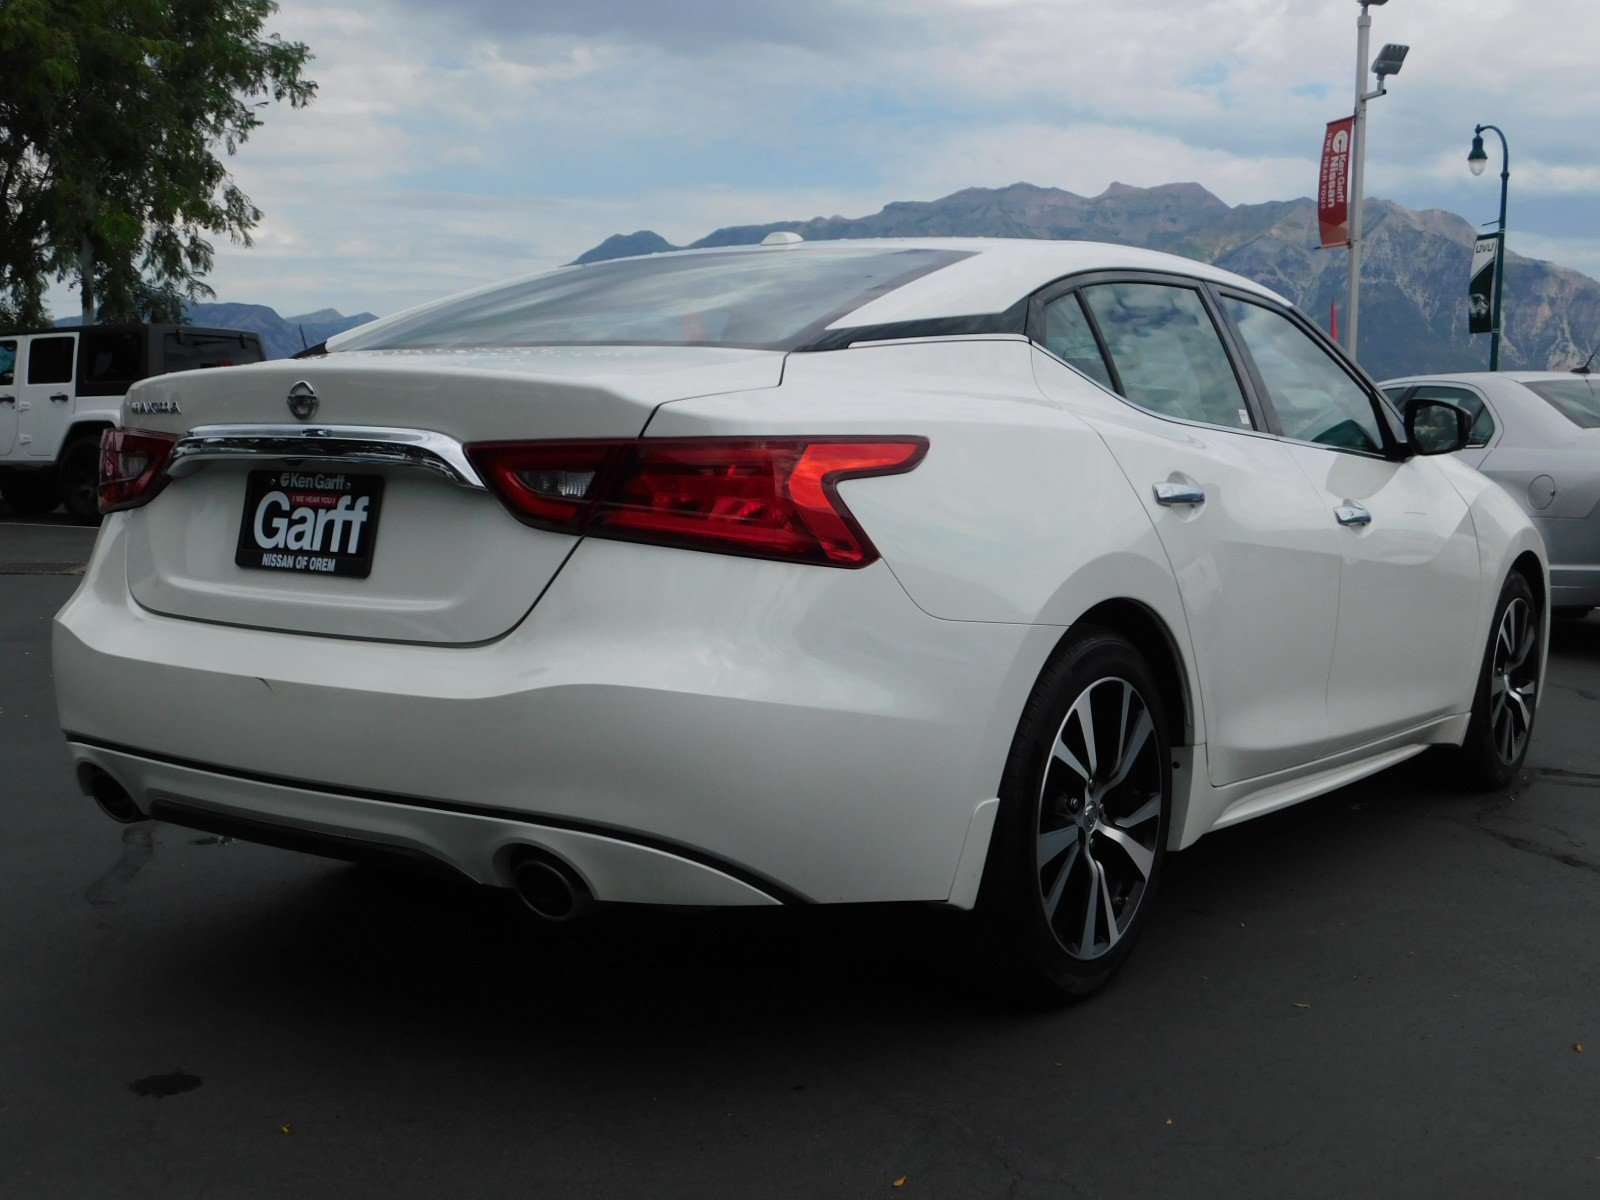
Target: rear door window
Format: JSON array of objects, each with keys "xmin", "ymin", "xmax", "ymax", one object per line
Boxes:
[
  {"xmin": 1039, "ymin": 293, "xmax": 1115, "ymax": 390},
  {"xmin": 1079, "ymin": 282, "xmax": 1254, "ymax": 430},
  {"xmin": 1222, "ymin": 297, "xmax": 1384, "ymax": 453},
  {"xmin": 27, "ymin": 335, "xmax": 76, "ymax": 385},
  {"xmin": 0, "ymin": 340, "xmax": 15, "ymax": 386}
]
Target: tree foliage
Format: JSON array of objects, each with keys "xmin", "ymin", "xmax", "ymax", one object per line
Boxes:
[{"xmin": 0, "ymin": 0, "xmax": 314, "ymax": 325}]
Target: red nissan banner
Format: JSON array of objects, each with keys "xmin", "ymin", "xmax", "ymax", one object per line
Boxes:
[{"xmin": 1318, "ymin": 116, "xmax": 1355, "ymax": 249}]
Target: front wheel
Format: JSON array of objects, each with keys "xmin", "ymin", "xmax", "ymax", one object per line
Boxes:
[
  {"xmin": 1451, "ymin": 572, "xmax": 1542, "ymax": 791},
  {"xmin": 978, "ymin": 627, "xmax": 1172, "ymax": 1003}
]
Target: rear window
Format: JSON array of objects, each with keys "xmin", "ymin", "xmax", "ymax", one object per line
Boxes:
[
  {"xmin": 1524, "ymin": 379, "xmax": 1600, "ymax": 428},
  {"xmin": 160, "ymin": 331, "xmax": 265, "ymax": 374},
  {"xmin": 335, "ymin": 247, "xmax": 970, "ymax": 353}
]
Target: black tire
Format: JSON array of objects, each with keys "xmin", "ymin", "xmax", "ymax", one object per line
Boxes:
[
  {"xmin": 57, "ymin": 434, "xmax": 104, "ymax": 524},
  {"xmin": 0, "ymin": 469, "xmax": 62, "ymax": 517},
  {"xmin": 977, "ymin": 626, "xmax": 1172, "ymax": 1003},
  {"xmin": 1450, "ymin": 572, "xmax": 1542, "ymax": 791}
]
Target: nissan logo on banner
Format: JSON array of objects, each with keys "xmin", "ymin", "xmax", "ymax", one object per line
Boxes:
[{"xmin": 1318, "ymin": 116, "xmax": 1356, "ymax": 249}]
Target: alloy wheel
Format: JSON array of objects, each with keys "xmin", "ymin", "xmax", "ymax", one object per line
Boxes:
[
  {"xmin": 1489, "ymin": 597, "xmax": 1539, "ymax": 765},
  {"xmin": 1036, "ymin": 676, "xmax": 1165, "ymax": 961}
]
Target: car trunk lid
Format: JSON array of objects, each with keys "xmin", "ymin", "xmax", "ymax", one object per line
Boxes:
[{"xmin": 120, "ymin": 347, "xmax": 785, "ymax": 644}]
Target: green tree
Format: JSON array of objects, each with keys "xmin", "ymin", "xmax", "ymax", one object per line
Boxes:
[{"xmin": 0, "ymin": 0, "xmax": 314, "ymax": 326}]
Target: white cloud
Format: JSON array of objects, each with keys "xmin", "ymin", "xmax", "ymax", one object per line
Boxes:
[{"xmin": 45, "ymin": 0, "xmax": 1600, "ymax": 318}]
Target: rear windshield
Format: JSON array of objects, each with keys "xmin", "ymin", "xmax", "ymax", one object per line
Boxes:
[
  {"xmin": 1524, "ymin": 378, "xmax": 1600, "ymax": 428},
  {"xmin": 335, "ymin": 247, "xmax": 970, "ymax": 353},
  {"xmin": 160, "ymin": 331, "xmax": 265, "ymax": 374}
]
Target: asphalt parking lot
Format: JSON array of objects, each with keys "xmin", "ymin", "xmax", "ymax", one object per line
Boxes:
[{"xmin": 2, "ymin": 512, "xmax": 1597, "ymax": 1199}]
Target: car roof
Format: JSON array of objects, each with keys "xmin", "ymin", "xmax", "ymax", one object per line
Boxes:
[
  {"xmin": 785, "ymin": 238, "xmax": 1289, "ymax": 328},
  {"xmin": 328, "ymin": 237, "xmax": 1290, "ymax": 352},
  {"xmin": 1380, "ymin": 370, "xmax": 1595, "ymax": 388}
]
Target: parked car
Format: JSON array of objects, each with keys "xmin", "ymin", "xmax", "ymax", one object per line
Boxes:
[
  {"xmin": 54, "ymin": 239, "xmax": 1546, "ymax": 999},
  {"xmin": 0, "ymin": 323, "xmax": 265, "ymax": 522},
  {"xmin": 1380, "ymin": 371, "xmax": 1600, "ymax": 619}
]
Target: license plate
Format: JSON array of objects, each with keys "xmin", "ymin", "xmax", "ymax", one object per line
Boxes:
[{"xmin": 235, "ymin": 469, "xmax": 385, "ymax": 579}]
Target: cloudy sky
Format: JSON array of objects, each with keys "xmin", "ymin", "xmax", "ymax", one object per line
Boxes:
[{"xmin": 56, "ymin": 0, "xmax": 1600, "ymax": 319}]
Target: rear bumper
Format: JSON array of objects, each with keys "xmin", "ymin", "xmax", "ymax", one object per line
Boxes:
[
  {"xmin": 55, "ymin": 517, "xmax": 1047, "ymax": 905},
  {"xmin": 69, "ymin": 742, "xmax": 793, "ymax": 904}
]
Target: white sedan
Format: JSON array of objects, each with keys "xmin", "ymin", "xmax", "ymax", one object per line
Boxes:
[{"xmin": 54, "ymin": 238, "xmax": 1546, "ymax": 999}]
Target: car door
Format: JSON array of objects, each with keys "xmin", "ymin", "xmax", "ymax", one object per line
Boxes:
[
  {"xmin": 1219, "ymin": 295, "xmax": 1481, "ymax": 747},
  {"xmin": 17, "ymin": 332, "xmax": 77, "ymax": 458},
  {"xmin": 1032, "ymin": 277, "xmax": 1345, "ymax": 786},
  {"xmin": 0, "ymin": 338, "xmax": 18, "ymax": 454}
]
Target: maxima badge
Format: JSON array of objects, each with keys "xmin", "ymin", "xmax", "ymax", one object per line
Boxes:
[{"xmin": 287, "ymin": 381, "xmax": 319, "ymax": 421}]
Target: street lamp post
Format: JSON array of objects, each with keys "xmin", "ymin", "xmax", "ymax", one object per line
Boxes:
[
  {"xmin": 1345, "ymin": 1, "xmax": 1407, "ymax": 361},
  {"xmin": 1469, "ymin": 124, "xmax": 1510, "ymax": 371}
]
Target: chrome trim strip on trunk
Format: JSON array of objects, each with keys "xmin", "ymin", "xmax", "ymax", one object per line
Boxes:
[{"xmin": 165, "ymin": 424, "xmax": 485, "ymax": 489}]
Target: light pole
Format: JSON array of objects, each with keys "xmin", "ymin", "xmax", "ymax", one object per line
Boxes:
[
  {"xmin": 1345, "ymin": 1, "xmax": 1408, "ymax": 361},
  {"xmin": 1468, "ymin": 124, "xmax": 1510, "ymax": 371}
]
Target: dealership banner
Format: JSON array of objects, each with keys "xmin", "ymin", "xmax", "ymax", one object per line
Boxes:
[
  {"xmin": 1318, "ymin": 117, "xmax": 1355, "ymax": 248},
  {"xmin": 1469, "ymin": 232, "xmax": 1501, "ymax": 334}
]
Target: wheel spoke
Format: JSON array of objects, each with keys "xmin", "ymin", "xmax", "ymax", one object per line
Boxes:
[
  {"xmin": 1068, "ymin": 691, "xmax": 1098, "ymax": 778},
  {"xmin": 1103, "ymin": 708, "xmax": 1154, "ymax": 793},
  {"xmin": 1098, "ymin": 865, "xmax": 1121, "ymax": 949},
  {"xmin": 1115, "ymin": 795, "xmax": 1162, "ymax": 829},
  {"xmin": 1051, "ymin": 739, "xmax": 1091, "ymax": 785},
  {"xmin": 1043, "ymin": 842, "xmax": 1079, "ymax": 921},
  {"xmin": 1078, "ymin": 853, "xmax": 1100, "ymax": 953},
  {"xmin": 1037, "ymin": 825, "xmax": 1075, "ymax": 871},
  {"xmin": 1096, "ymin": 824, "xmax": 1154, "ymax": 881}
]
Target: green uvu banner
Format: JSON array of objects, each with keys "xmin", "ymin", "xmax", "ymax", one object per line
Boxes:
[{"xmin": 1469, "ymin": 233, "xmax": 1500, "ymax": 335}]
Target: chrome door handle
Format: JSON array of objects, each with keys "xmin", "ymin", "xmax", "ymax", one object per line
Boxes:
[
  {"xmin": 1153, "ymin": 482, "xmax": 1206, "ymax": 507},
  {"xmin": 1335, "ymin": 505, "xmax": 1372, "ymax": 528},
  {"xmin": 49, "ymin": 392, "xmax": 69, "ymax": 403}
]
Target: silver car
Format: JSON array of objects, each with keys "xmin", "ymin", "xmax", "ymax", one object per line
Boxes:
[{"xmin": 1382, "ymin": 371, "xmax": 1600, "ymax": 617}]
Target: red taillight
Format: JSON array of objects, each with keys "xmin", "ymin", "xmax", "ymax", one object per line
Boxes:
[
  {"xmin": 99, "ymin": 428, "xmax": 178, "ymax": 513},
  {"xmin": 465, "ymin": 437, "xmax": 928, "ymax": 567}
]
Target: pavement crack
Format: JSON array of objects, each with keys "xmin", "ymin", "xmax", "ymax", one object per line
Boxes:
[
  {"xmin": 1532, "ymin": 766, "xmax": 1600, "ymax": 790},
  {"xmin": 84, "ymin": 824, "xmax": 155, "ymax": 906},
  {"xmin": 1468, "ymin": 824, "xmax": 1600, "ymax": 877}
]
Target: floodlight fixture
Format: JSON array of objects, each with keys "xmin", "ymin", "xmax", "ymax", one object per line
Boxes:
[{"xmin": 1372, "ymin": 43, "xmax": 1409, "ymax": 79}]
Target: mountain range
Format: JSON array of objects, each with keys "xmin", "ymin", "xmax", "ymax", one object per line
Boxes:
[
  {"xmin": 184, "ymin": 303, "xmax": 377, "ymax": 360},
  {"xmin": 573, "ymin": 182, "xmax": 1600, "ymax": 381}
]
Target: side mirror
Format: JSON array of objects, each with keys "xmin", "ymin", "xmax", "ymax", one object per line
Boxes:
[{"xmin": 1405, "ymin": 396, "xmax": 1472, "ymax": 456}]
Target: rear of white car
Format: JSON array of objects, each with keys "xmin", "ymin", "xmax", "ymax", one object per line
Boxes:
[
  {"xmin": 54, "ymin": 246, "xmax": 1061, "ymax": 909},
  {"xmin": 54, "ymin": 238, "xmax": 1548, "ymax": 1000}
]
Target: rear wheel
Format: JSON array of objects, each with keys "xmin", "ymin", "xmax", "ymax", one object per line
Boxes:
[
  {"xmin": 57, "ymin": 434, "xmax": 103, "ymax": 524},
  {"xmin": 978, "ymin": 627, "xmax": 1172, "ymax": 1003},
  {"xmin": 0, "ymin": 469, "xmax": 61, "ymax": 517},
  {"xmin": 1451, "ymin": 572, "xmax": 1542, "ymax": 791}
]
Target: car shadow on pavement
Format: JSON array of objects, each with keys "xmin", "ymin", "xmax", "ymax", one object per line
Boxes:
[{"xmin": 114, "ymin": 749, "xmax": 1498, "ymax": 1046}]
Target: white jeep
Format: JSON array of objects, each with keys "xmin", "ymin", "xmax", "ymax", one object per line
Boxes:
[{"xmin": 0, "ymin": 323, "xmax": 265, "ymax": 522}]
